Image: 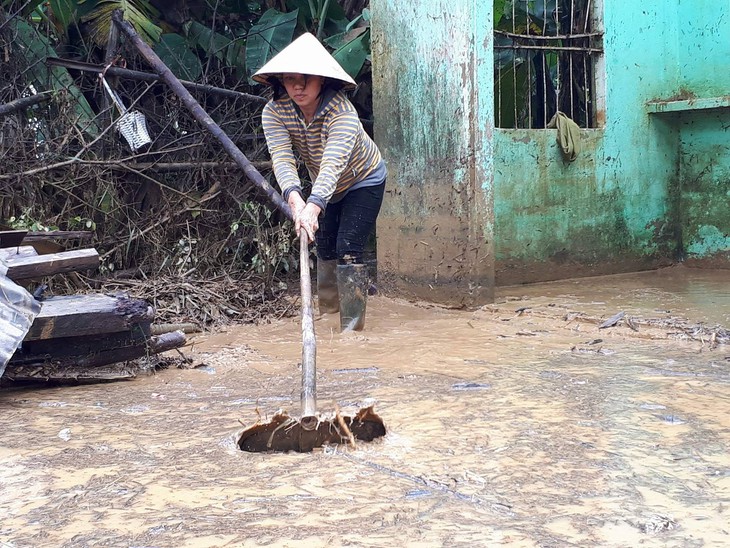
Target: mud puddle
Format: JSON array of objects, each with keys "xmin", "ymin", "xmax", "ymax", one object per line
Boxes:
[{"xmin": 1, "ymin": 265, "xmax": 729, "ymax": 547}]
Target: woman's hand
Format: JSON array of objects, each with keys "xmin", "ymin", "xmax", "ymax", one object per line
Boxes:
[
  {"xmin": 287, "ymin": 192, "xmax": 306, "ymax": 220},
  {"xmin": 296, "ymin": 202, "xmax": 322, "ymax": 242}
]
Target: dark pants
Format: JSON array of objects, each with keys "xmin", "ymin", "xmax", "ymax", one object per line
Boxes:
[{"xmin": 315, "ymin": 182, "xmax": 385, "ymax": 264}]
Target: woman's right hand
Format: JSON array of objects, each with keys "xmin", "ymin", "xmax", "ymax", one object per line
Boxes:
[
  {"xmin": 296, "ymin": 202, "xmax": 322, "ymax": 243},
  {"xmin": 287, "ymin": 192, "xmax": 306, "ymax": 222},
  {"xmin": 287, "ymin": 192, "xmax": 320, "ymax": 241}
]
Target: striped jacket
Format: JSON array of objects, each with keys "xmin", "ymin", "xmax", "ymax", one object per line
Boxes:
[{"xmin": 261, "ymin": 89, "xmax": 382, "ymax": 210}]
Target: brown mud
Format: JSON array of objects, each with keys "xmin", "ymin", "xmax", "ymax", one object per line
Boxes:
[{"xmin": 1, "ymin": 265, "xmax": 729, "ymax": 547}]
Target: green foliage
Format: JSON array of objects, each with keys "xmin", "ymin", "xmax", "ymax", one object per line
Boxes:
[
  {"xmin": 493, "ymin": 0, "xmax": 507, "ymax": 26},
  {"xmin": 71, "ymin": 215, "xmax": 97, "ymax": 230},
  {"xmin": 7, "ymin": 0, "xmax": 373, "ymax": 95},
  {"xmin": 154, "ymin": 32, "xmax": 203, "ymax": 80},
  {"xmin": 10, "ymin": 18, "xmax": 99, "ymax": 136},
  {"xmin": 330, "ymin": 27, "xmax": 370, "ymax": 78},
  {"xmin": 48, "ymin": 0, "xmax": 77, "ymax": 38},
  {"xmin": 79, "ymin": 0, "xmax": 161, "ymax": 45},
  {"xmin": 232, "ymin": 202, "xmax": 295, "ymax": 283},
  {"xmin": 6, "ymin": 212, "xmax": 57, "ymax": 231},
  {"xmin": 187, "ymin": 20, "xmax": 234, "ymax": 63},
  {"xmin": 245, "ymin": 8, "xmax": 299, "ymax": 79}
]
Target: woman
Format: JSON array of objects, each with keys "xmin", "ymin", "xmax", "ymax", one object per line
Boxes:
[{"xmin": 253, "ymin": 33, "xmax": 386, "ymax": 331}]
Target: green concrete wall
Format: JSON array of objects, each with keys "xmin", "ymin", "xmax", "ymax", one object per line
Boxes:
[
  {"xmin": 371, "ymin": 0, "xmax": 729, "ymax": 301},
  {"xmin": 675, "ymin": 0, "xmax": 730, "ymax": 265},
  {"xmin": 679, "ymin": 111, "xmax": 730, "ymax": 264},
  {"xmin": 494, "ymin": 2, "xmax": 682, "ymax": 284},
  {"xmin": 371, "ymin": 0, "xmax": 494, "ymax": 305}
]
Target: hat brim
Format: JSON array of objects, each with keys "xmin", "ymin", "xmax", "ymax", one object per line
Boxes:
[{"xmin": 252, "ymin": 33, "xmax": 357, "ymax": 91}]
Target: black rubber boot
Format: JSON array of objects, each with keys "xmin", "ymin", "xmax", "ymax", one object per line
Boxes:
[
  {"xmin": 336, "ymin": 264, "xmax": 368, "ymax": 331},
  {"xmin": 316, "ymin": 259, "xmax": 339, "ymax": 314}
]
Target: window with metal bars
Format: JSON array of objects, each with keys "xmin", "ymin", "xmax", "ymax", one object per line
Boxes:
[{"xmin": 494, "ymin": 0, "xmax": 603, "ymax": 129}]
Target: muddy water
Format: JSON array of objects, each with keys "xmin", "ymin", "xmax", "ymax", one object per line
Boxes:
[
  {"xmin": 500, "ymin": 265, "xmax": 730, "ymax": 327},
  {"xmin": 1, "ymin": 266, "xmax": 729, "ymax": 547}
]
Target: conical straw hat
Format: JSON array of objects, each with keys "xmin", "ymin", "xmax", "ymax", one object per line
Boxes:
[{"xmin": 253, "ymin": 32, "xmax": 356, "ymax": 90}]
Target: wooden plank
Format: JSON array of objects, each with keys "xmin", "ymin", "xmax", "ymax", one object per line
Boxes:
[
  {"xmin": 13, "ymin": 322, "xmax": 152, "ymax": 363},
  {"xmin": 2, "ymin": 363, "xmax": 139, "ymax": 383},
  {"xmin": 4, "ymin": 331, "xmax": 186, "ymax": 382},
  {"xmin": 0, "ymin": 246, "xmax": 38, "ymax": 261},
  {"xmin": 22, "ymin": 230, "xmax": 94, "ymax": 241},
  {"xmin": 3, "ymin": 248, "xmax": 99, "ymax": 281},
  {"xmin": 0, "ymin": 230, "xmax": 28, "ymax": 248},
  {"xmin": 24, "ymin": 294, "xmax": 154, "ymax": 341}
]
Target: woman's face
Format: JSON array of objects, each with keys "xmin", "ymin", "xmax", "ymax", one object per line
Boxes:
[{"xmin": 281, "ymin": 73, "xmax": 324, "ymax": 111}]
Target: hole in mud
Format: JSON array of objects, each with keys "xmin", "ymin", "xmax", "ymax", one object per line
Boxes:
[{"xmin": 238, "ymin": 406, "xmax": 386, "ymax": 453}]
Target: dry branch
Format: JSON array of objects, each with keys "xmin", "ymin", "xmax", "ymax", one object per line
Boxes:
[
  {"xmin": 47, "ymin": 57, "xmax": 268, "ymax": 105},
  {"xmin": 0, "ymin": 91, "xmax": 52, "ymax": 117}
]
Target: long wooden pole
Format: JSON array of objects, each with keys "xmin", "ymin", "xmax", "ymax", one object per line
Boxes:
[
  {"xmin": 299, "ymin": 234, "xmax": 317, "ymax": 429},
  {"xmin": 111, "ymin": 10, "xmax": 291, "ymax": 220}
]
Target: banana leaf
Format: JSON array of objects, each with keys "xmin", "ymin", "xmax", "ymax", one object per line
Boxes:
[
  {"xmin": 285, "ymin": 0, "xmax": 348, "ymax": 36},
  {"xmin": 154, "ymin": 32, "xmax": 202, "ymax": 80},
  {"xmin": 48, "ymin": 0, "xmax": 76, "ymax": 39},
  {"xmin": 245, "ymin": 8, "xmax": 298, "ymax": 80},
  {"xmin": 331, "ymin": 27, "xmax": 369, "ymax": 79},
  {"xmin": 80, "ymin": 0, "xmax": 161, "ymax": 46},
  {"xmin": 11, "ymin": 18, "xmax": 99, "ymax": 137},
  {"xmin": 187, "ymin": 20, "xmax": 232, "ymax": 62}
]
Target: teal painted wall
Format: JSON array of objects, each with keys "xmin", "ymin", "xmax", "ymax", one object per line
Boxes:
[
  {"xmin": 675, "ymin": 0, "xmax": 730, "ymax": 264},
  {"xmin": 677, "ymin": 0, "xmax": 730, "ymax": 97},
  {"xmin": 680, "ymin": 112, "xmax": 730, "ymax": 264},
  {"xmin": 371, "ymin": 0, "xmax": 730, "ymax": 300},
  {"xmin": 494, "ymin": 1, "xmax": 683, "ymax": 284},
  {"xmin": 371, "ymin": 0, "xmax": 495, "ymax": 305}
]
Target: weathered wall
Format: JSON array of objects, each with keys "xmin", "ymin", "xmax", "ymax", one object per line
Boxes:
[
  {"xmin": 371, "ymin": 0, "xmax": 494, "ymax": 306},
  {"xmin": 675, "ymin": 0, "xmax": 730, "ymax": 266},
  {"xmin": 494, "ymin": 1, "xmax": 682, "ymax": 285},
  {"xmin": 370, "ymin": 0, "xmax": 729, "ymax": 301},
  {"xmin": 679, "ymin": 111, "xmax": 730, "ymax": 265}
]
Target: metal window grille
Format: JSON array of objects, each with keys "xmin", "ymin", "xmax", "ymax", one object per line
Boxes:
[{"xmin": 494, "ymin": 0, "xmax": 603, "ymax": 129}]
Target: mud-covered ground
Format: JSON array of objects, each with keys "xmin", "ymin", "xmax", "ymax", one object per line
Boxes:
[{"xmin": 1, "ymin": 265, "xmax": 729, "ymax": 547}]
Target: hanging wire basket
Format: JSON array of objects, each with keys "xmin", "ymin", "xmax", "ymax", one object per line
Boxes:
[{"xmin": 101, "ymin": 78, "xmax": 152, "ymax": 151}]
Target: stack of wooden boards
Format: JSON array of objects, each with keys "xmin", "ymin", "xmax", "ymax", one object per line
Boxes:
[{"xmin": 0, "ymin": 229, "xmax": 186, "ymax": 383}]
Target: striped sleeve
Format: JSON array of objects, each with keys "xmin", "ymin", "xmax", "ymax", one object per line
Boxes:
[
  {"xmin": 310, "ymin": 108, "xmax": 360, "ymax": 206},
  {"xmin": 261, "ymin": 101, "xmax": 301, "ymax": 199}
]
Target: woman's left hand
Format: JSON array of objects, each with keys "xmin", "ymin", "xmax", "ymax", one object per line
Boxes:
[{"xmin": 296, "ymin": 202, "xmax": 322, "ymax": 242}]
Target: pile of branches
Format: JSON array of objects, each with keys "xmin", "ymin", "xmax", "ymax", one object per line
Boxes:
[
  {"xmin": 98, "ymin": 272, "xmax": 299, "ymax": 326},
  {"xmin": 0, "ymin": 22, "xmax": 302, "ymax": 326}
]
